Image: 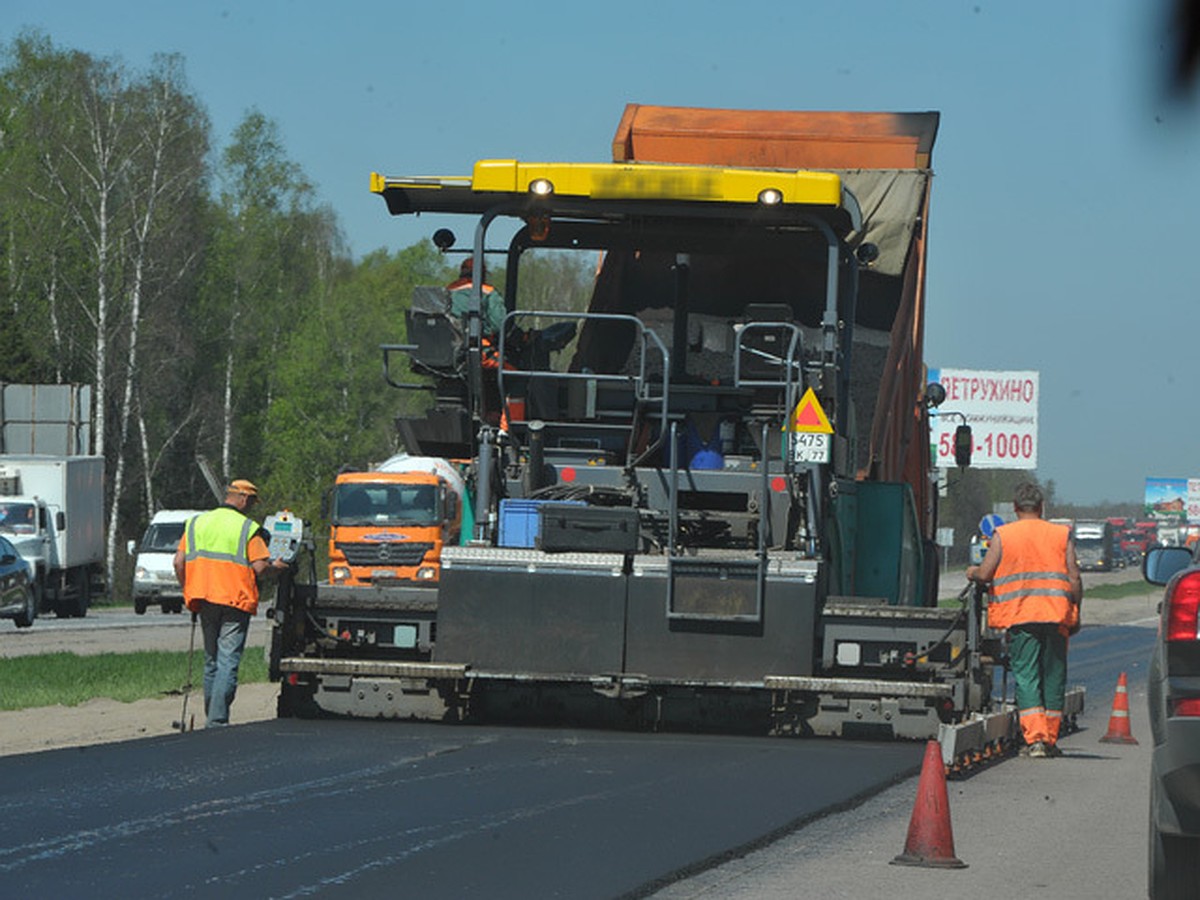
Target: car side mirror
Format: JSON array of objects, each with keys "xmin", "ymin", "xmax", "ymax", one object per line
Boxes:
[{"xmin": 1144, "ymin": 546, "xmax": 1192, "ymax": 585}]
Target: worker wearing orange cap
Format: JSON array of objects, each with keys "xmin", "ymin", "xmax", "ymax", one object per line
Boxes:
[{"xmin": 173, "ymin": 479, "xmax": 287, "ymax": 727}]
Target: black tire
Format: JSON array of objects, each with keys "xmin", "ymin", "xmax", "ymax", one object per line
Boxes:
[
  {"xmin": 31, "ymin": 575, "xmax": 44, "ymax": 616},
  {"xmin": 1150, "ymin": 779, "xmax": 1200, "ymax": 898},
  {"xmin": 277, "ymin": 678, "xmax": 320, "ymax": 719},
  {"xmin": 72, "ymin": 570, "xmax": 91, "ymax": 618},
  {"xmin": 134, "ymin": 598, "xmax": 148, "ymax": 615},
  {"xmin": 13, "ymin": 586, "xmax": 36, "ymax": 628},
  {"xmin": 168, "ymin": 600, "xmax": 184, "ymax": 614}
]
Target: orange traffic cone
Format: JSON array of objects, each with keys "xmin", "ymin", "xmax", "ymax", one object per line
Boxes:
[
  {"xmin": 1099, "ymin": 671, "xmax": 1139, "ymax": 745},
  {"xmin": 890, "ymin": 740, "xmax": 968, "ymax": 869}
]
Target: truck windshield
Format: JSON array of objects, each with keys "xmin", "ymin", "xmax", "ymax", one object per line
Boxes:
[
  {"xmin": 0, "ymin": 502, "xmax": 36, "ymax": 535},
  {"xmin": 142, "ymin": 522, "xmax": 187, "ymax": 552},
  {"xmin": 334, "ymin": 483, "xmax": 440, "ymax": 527}
]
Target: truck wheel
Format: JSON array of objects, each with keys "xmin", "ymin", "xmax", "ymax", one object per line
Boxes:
[
  {"xmin": 71, "ymin": 569, "xmax": 91, "ymax": 618},
  {"xmin": 13, "ymin": 586, "xmax": 36, "ymax": 628},
  {"xmin": 135, "ymin": 598, "xmax": 148, "ymax": 615}
]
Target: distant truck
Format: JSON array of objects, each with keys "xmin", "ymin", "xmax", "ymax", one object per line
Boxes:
[
  {"xmin": 1118, "ymin": 520, "xmax": 1158, "ymax": 561},
  {"xmin": 326, "ymin": 454, "xmax": 466, "ymax": 589},
  {"xmin": 302, "ymin": 455, "xmax": 466, "ymax": 659},
  {"xmin": 0, "ymin": 456, "xmax": 105, "ymax": 619},
  {"xmin": 127, "ymin": 509, "xmax": 201, "ymax": 614},
  {"xmin": 1073, "ymin": 519, "xmax": 1115, "ymax": 572}
]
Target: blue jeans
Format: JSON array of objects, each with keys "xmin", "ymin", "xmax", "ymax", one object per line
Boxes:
[{"xmin": 199, "ymin": 601, "xmax": 251, "ymax": 727}]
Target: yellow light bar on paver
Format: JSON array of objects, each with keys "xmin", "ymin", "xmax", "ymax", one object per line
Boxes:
[{"xmin": 471, "ymin": 160, "xmax": 843, "ymax": 207}]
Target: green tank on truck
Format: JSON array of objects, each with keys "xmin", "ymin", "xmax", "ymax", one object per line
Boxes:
[{"xmin": 265, "ymin": 106, "xmax": 1080, "ymax": 765}]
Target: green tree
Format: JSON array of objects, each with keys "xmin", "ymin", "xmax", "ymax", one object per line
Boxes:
[
  {"xmin": 199, "ymin": 110, "xmax": 343, "ymax": 485},
  {"xmin": 105, "ymin": 52, "xmax": 210, "ymax": 573},
  {"xmin": 0, "ymin": 32, "xmax": 94, "ymax": 384},
  {"xmin": 262, "ymin": 242, "xmax": 447, "ymax": 526}
]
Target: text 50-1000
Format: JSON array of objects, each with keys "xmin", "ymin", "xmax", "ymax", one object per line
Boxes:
[{"xmin": 939, "ymin": 431, "xmax": 1034, "ymax": 460}]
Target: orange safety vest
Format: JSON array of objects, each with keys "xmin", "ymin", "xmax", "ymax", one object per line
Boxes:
[
  {"xmin": 988, "ymin": 518, "xmax": 1074, "ymax": 629},
  {"xmin": 181, "ymin": 506, "xmax": 268, "ymax": 614}
]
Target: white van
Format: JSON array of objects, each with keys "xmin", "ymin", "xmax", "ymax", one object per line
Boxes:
[{"xmin": 127, "ymin": 510, "xmax": 201, "ymax": 614}]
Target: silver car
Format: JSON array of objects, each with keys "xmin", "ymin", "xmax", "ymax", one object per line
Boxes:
[{"xmin": 1144, "ymin": 544, "xmax": 1200, "ymax": 899}]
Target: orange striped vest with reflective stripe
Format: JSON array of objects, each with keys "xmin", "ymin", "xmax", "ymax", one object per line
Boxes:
[
  {"xmin": 988, "ymin": 518, "xmax": 1072, "ymax": 629},
  {"xmin": 183, "ymin": 507, "xmax": 261, "ymax": 614}
]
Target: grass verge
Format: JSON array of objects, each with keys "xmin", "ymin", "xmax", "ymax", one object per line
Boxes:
[
  {"xmin": 1083, "ymin": 579, "xmax": 1157, "ymax": 601},
  {"xmin": 0, "ymin": 650, "xmax": 268, "ymax": 711},
  {"xmin": 938, "ymin": 575, "xmax": 1154, "ymax": 608}
]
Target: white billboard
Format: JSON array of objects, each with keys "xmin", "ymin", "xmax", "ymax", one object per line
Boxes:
[{"xmin": 927, "ymin": 368, "xmax": 1038, "ymax": 470}]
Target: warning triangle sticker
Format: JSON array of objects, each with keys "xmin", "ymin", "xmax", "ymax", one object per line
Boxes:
[{"xmin": 787, "ymin": 387, "xmax": 833, "ymax": 434}]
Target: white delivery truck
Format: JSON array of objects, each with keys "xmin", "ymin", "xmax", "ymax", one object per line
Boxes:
[
  {"xmin": 127, "ymin": 509, "xmax": 201, "ymax": 614},
  {"xmin": 0, "ymin": 455, "xmax": 105, "ymax": 620},
  {"xmin": 1073, "ymin": 519, "xmax": 1115, "ymax": 572}
]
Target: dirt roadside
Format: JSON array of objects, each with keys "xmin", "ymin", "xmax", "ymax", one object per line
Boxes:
[
  {"xmin": 0, "ymin": 616, "xmax": 280, "ymax": 757},
  {"xmin": 0, "ymin": 579, "xmax": 1160, "ymax": 758}
]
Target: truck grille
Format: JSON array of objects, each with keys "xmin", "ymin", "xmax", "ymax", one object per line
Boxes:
[{"xmin": 336, "ymin": 541, "xmax": 433, "ymax": 567}]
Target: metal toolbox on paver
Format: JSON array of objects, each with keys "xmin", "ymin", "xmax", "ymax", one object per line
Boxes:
[{"xmin": 537, "ymin": 504, "xmax": 640, "ymax": 554}]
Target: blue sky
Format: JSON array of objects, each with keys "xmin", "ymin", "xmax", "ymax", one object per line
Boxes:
[{"xmin": 5, "ymin": 1, "xmax": 1196, "ymax": 506}]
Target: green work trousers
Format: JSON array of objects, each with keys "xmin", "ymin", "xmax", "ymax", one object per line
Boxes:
[{"xmin": 1009, "ymin": 623, "xmax": 1068, "ymax": 715}]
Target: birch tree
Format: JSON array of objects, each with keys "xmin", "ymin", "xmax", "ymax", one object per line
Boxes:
[
  {"xmin": 201, "ymin": 110, "xmax": 339, "ymax": 484},
  {"xmin": 103, "ymin": 53, "xmax": 208, "ymax": 577},
  {"xmin": 0, "ymin": 34, "xmax": 93, "ymax": 384}
]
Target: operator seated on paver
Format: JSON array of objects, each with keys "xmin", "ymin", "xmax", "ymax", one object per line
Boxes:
[{"xmin": 446, "ymin": 258, "xmax": 507, "ymax": 363}]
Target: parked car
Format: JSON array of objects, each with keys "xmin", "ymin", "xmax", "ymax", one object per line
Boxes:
[
  {"xmin": 1144, "ymin": 544, "xmax": 1200, "ymax": 898},
  {"xmin": 0, "ymin": 533, "xmax": 37, "ymax": 628}
]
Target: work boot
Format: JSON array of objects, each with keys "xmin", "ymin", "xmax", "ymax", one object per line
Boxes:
[
  {"xmin": 1028, "ymin": 741, "xmax": 1049, "ymax": 758},
  {"xmin": 1044, "ymin": 743, "xmax": 1063, "ymax": 758}
]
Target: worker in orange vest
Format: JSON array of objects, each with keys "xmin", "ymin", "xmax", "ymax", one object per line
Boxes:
[
  {"xmin": 173, "ymin": 479, "xmax": 287, "ymax": 727},
  {"xmin": 448, "ymin": 258, "xmax": 517, "ymax": 427},
  {"xmin": 967, "ymin": 481, "xmax": 1082, "ymax": 758},
  {"xmin": 447, "ymin": 257, "xmax": 507, "ymax": 346}
]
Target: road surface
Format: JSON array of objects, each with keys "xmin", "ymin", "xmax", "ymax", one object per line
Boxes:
[{"xmin": 0, "ymin": 567, "xmax": 1160, "ymax": 897}]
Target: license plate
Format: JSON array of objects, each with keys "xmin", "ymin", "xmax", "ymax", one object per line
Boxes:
[{"xmin": 792, "ymin": 432, "xmax": 830, "ymax": 464}]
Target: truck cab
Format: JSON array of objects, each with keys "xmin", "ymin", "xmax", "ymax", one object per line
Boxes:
[
  {"xmin": 128, "ymin": 509, "xmax": 200, "ymax": 614},
  {"xmin": 1073, "ymin": 520, "xmax": 1115, "ymax": 572},
  {"xmin": 327, "ymin": 460, "xmax": 463, "ymax": 588}
]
